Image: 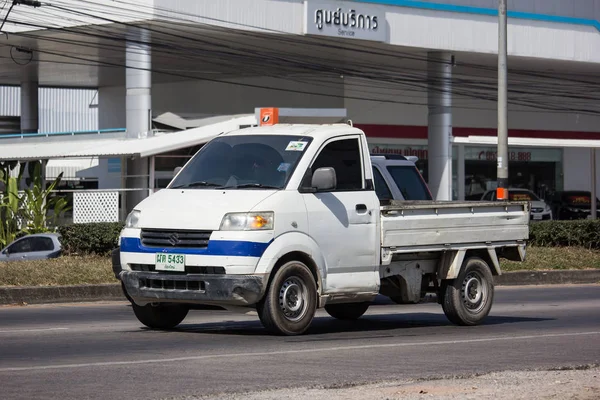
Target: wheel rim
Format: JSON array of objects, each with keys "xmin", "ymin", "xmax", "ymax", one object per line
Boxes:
[
  {"xmin": 461, "ymin": 271, "xmax": 488, "ymax": 313},
  {"xmin": 278, "ymin": 276, "xmax": 308, "ymax": 322}
]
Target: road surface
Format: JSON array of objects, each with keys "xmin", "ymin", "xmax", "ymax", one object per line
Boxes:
[{"xmin": 0, "ymin": 284, "xmax": 598, "ymax": 400}]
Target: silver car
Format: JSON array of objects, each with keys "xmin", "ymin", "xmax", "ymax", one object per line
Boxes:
[
  {"xmin": 481, "ymin": 188, "xmax": 553, "ymax": 221},
  {"xmin": 0, "ymin": 233, "xmax": 62, "ymax": 262}
]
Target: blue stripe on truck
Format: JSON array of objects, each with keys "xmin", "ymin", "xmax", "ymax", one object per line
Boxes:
[{"xmin": 120, "ymin": 237, "xmax": 271, "ymax": 258}]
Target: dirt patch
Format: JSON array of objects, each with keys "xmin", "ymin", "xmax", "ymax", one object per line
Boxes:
[{"xmin": 183, "ymin": 367, "xmax": 600, "ymax": 400}]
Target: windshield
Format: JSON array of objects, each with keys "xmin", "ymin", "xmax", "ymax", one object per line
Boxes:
[
  {"xmin": 386, "ymin": 165, "xmax": 432, "ymax": 200},
  {"xmin": 169, "ymin": 134, "xmax": 312, "ymax": 190},
  {"xmin": 509, "ymin": 190, "xmax": 540, "ymax": 201},
  {"xmin": 566, "ymin": 193, "xmax": 592, "ymax": 205}
]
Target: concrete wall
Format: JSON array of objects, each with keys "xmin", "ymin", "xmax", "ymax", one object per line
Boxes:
[
  {"xmin": 563, "ymin": 148, "xmax": 600, "ymax": 192},
  {"xmin": 99, "ymin": 76, "xmax": 344, "ymax": 129},
  {"xmin": 343, "ymin": 77, "xmax": 600, "ymax": 132}
]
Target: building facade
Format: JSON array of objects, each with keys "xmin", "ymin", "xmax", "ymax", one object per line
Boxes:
[{"xmin": 1, "ymin": 0, "xmax": 600, "ymax": 204}]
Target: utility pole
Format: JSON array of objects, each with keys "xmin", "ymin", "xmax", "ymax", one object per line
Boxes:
[{"xmin": 496, "ymin": 0, "xmax": 509, "ymax": 200}]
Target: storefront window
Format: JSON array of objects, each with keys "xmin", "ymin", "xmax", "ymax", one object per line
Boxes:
[
  {"xmin": 369, "ymin": 142, "xmax": 563, "ymax": 201},
  {"xmin": 463, "ymin": 147, "xmax": 563, "ymax": 201}
]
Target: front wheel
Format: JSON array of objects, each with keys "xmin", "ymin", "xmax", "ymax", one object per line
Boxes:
[
  {"xmin": 441, "ymin": 257, "xmax": 494, "ymax": 326},
  {"xmin": 131, "ymin": 303, "xmax": 189, "ymax": 329},
  {"xmin": 325, "ymin": 302, "xmax": 370, "ymax": 320},
  {"xmin": 257, "ymin": 260, "xmax": 317, "ymax": 336}
]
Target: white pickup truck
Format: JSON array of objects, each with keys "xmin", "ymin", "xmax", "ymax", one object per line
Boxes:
[{"xmin": 115, "ymin": 123, "xmax": 529, "ymax": 335}]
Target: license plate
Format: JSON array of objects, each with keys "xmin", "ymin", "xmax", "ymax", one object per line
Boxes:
[
  {"xmin": 533, "ymin": 214, "xmax": 542, "ymax": 220},
  {"xmin": 155, "ymin": 253, "xmax": 185, "ymax": 272}
]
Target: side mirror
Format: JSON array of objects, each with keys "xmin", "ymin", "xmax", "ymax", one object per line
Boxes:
[
  {"xmin": 311, "ymin": 167, "xmax": 337, "ymax": 191},
  {"xmin": 173, "ymin": 166, "xmax": 182, "ymax": 176}
]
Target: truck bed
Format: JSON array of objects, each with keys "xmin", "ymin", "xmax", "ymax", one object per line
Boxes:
[{"xmin": 380, "ymin": 200, "xmax": 530, "ymax": 252}]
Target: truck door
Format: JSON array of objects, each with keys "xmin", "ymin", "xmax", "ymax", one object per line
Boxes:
[{"xmin": 300, "ymin": 136, "xmax": 380, "ymax": 294}]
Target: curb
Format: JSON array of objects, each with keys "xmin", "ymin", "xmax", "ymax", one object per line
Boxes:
[
  {"xmin": 0, "ymin": 284, "xmax": 125, "ymax": 305},
  {"xmin": 494, "ymin": 269, "xmax": 600, "ymax": 286},
  {"xmin": 0, "ymin": 270, "xmax": 599, "ymax": 306}
]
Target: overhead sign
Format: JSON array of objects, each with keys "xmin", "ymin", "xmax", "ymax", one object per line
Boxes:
[{"xmin": 304, "ymin": 0, "xmax": 387, "ymax": 42}]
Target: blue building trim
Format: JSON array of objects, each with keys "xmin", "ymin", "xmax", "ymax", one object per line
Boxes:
[{"xmin": 353, "ymin": 0, "xmax": 600, "ymax": 31}]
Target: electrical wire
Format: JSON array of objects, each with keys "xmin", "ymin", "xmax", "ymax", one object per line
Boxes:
[{"xmin": 2, "ymin": 0, "xmax": 600, "ymax": 117}]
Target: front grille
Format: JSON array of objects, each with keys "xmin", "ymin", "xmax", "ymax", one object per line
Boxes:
[
  {"xmin": 140, "ymin": 229, "xmax": 212, "ymax": 248},
  {"xmin": 531, "ymin": 208, "xmax": 544, "ymax": 213},
  {"xmin": 130, "ymin": 264, "xmax": 225, "ymax": 274},
  {"xmin": 139, "ymin": 278, "xmax": 205, "ymax": 291}
]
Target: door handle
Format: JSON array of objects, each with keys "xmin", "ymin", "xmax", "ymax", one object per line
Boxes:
[{"xmin": 356, "ymin": 204, "xmax": 367, "ymax": 212}]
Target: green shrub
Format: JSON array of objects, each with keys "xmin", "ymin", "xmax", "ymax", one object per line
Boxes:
[
  {"xmin": 58, "ymin": 222, "xmax": 124, "ymax": 256},
  {"xmin": 529, "ymin": 220, "xmax": 600, "ymax": 249}
]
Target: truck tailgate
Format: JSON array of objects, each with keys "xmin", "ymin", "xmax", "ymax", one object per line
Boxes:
[{"xmin": 380, "ymin": 201, "xmax": 530, "ymax": 250}]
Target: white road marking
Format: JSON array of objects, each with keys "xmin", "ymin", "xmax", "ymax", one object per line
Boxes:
[
  {"xmin": 0, "ymin": 328, "xmax": 68, "ymax": 334},
  {"xmin": 0, "ymin": 331, "xmax": 599, "ymax": 373}
]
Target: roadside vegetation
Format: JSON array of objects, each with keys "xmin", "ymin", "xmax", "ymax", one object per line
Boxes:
[
  {"xmin": 1, "ymin": 160, "xmax": 69, "ymax": 248},
  {"xmin": 2, "ymin": 181, "xmax": 600, "ymax": 287},
  {"xmin": 0, "ymin": 245, "xmax": 599, "ymax": 287},
  {"xmin": 0, "ymin": 256, "xmax": 115, "ymax": 286}
]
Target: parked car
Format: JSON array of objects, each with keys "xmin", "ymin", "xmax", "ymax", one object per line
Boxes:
[
  {"xmin": 0, "ymin": 233, "xmax": 62, "ymax": 262},
  {"xmin": 548, "ymin": 191, "xmax": 600, "ymax": 220},
  {"xmin": 480, "ymin": 188, "xmax": 552, "ymax": 221},
  {"xmin": 370, "ymin": 155, "xmax": 433, "ymax": 202}
]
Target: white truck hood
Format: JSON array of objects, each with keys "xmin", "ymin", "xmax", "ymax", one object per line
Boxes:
[{"xmin": 134, "ymin": 189, "xmax": 277, "ymax": 230}]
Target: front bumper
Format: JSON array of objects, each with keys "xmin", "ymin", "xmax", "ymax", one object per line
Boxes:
[{"xmin": 120, "ymin": 270, "xmax": 266, "ymax": 307}]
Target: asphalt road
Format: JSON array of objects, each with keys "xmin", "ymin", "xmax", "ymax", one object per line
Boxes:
[{"xmin": 0, "ymin": 284, "xmax": 599, "ymax": 400}]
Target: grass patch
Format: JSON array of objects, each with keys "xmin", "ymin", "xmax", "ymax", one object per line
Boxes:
[
  {"xmin": 0, "ymin": 256, "xmax": 115, "ymax": 287},
  {"xmin": 501, "ymin": 246, "xmax": 600, "ymax": 271},
  {"xmin": 1, "ymin": 246, "xmax": 600, "ymax": 287}
]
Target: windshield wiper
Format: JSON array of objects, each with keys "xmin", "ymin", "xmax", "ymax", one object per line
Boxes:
[
  {"xmin": 222, "ymin": 183, "xmax": 281, "ymax": 190},
  {"xmin": 172, "ymin": 181, "xmax": 222, "ymax": 189}
]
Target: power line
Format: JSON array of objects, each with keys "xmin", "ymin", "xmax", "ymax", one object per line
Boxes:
[{"xmin": 2, "ymin": 1, "xmax": 600, "ymax": 116}]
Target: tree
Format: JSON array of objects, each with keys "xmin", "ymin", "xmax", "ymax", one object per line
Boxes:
[
  {"xmin": 19, "ymin": 162, "xmax": 70, "ymax": 235},
  {"xmin": 0, "ymin": 161, "xmax": 23, "ymax": 248}
]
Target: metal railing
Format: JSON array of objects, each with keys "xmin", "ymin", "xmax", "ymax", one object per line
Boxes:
[{"xmin": 0, "ymin": 128, "xmax": 126, "ymax": 139}]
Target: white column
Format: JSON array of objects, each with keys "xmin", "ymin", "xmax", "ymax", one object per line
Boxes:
[
  {"xmin": 427, "ymin": 52, "xmax": 453, "ymax": 201},
  {"xmin": 457, "ymin": 144, "xmax": 465, "ymax": 201},
  {"xmin": 592, "ymin": 148, "xmax": 597, "ymax": 219},
  {"xmin": 149, "ymin": 155, "xmax": 155, "ymax": 197},
  {"xmin": 125, "ymin": 27, "xmax": 151, "ymax": 211},
  {"xmin": 20, "ymin": 64, "xmax": 39, "ymax": 134}
]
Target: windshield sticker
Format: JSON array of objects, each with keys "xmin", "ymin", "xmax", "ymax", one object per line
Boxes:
[
  {"xmin": 285, "ymin": 141, "xmax": 308, "ymax": 152},
  {"xmin": 277, "ymin": 163, "xmax": 291, "ymax": 172}
]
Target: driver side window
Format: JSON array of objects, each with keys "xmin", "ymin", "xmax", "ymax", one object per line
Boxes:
[{"xmin": 310, "ymin": 138, "xmax": 363, "ymax": 191}]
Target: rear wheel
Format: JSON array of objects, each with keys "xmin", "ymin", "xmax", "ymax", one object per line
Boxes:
[
  {"xmin": 132, "ymin": 303, "xmax": 189, "ymax": 329},
  {"xmin": 441, "ymin": 257, "xmax": 494, "ymax": 326},
  {"xmin": 257, "ymin": 260, "xmax": 317, "ymax": 336},
  {"xmin": 325, "ymin": 302, "xmax": 370, "ymax": 320}
]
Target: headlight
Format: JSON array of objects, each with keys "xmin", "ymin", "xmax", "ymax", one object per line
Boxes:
[
  {"xmin": 220, "ymin": 212, "xmax": 274, "ymax": 231},
  {"xmin": 544, "ymin": 205, "xmax": 551, "ymax": 212},
  {"xmin": 125, "ymin": 210, "xmax": 141, "ymax": 228}
]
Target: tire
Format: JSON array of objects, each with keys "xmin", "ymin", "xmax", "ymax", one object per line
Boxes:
[
  {"xmin": 325, "ymin": 302, "xmax": 369, "ymax": 320},
  {"xmin": 441, "ymin": 257, "xmax": 494, "ymax": 326},
  {"xmin": 120, "ymin": 282, "xmax": 134, "ymax": 304},
  {"xmin": 257, "ymin": 260, "xmax": 317, "ymax": 336},
  {"xmin": 131, "ymin": 303, "xmax": 189, "ymax": 329}
]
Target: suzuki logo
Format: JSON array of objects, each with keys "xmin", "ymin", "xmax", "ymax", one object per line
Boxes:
[{"xmin": 168, "ymin": 233, "xmax": 180, "ymax": 246}]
